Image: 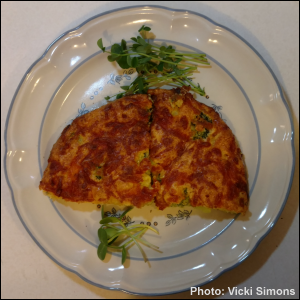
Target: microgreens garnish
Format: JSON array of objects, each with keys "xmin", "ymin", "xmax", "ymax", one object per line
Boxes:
[
  {"xmin": 97, "ymin": 206, "xmax": 159, "ymax": 264},
  {"xmin": 97, "ymin": 25, "xmax": 210, "ymax": 101}
]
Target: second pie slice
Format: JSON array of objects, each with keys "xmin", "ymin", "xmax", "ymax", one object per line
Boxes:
[{"xmin": 149, "ymin": 87, "xmax": 249, "ymax": 214}]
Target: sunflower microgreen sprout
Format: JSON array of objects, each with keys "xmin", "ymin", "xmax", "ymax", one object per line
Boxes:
[
  {"xmin": 97, "ymin": 206, "xmax": 159, "ymax": 264},
  {"xmin": 97, "ymin": 25, "xmax": 210, "ymax": 101}
]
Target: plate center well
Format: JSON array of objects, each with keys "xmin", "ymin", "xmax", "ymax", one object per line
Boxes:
[{"xmin": 39, "ymin": 42, "xmax": 259, "ymax": 260}]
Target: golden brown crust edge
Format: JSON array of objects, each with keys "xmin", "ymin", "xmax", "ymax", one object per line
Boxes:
[
  {"xmin": 40, "ymin": 88, "xmax": 249, "ymax": 214},
  {"xmin": 39, "ymin": 94, "xmax": 155, "ymax": 208},
  {"xmin": 149, "ymin": 87, "xmax": 249, "ymax": 214}
]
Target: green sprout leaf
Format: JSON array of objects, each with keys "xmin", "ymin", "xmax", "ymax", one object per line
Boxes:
[
  {"xmin": 97, "ymin": 243, "xmax": 107, "ymax": 261},
  {"xmin": 111, "ymin": 43, "xmax": 122, "ymax": 54},
  {"xmin": 137, "ymin": 77, "xmax": 144, "ymax": 93},
  {"xmin": 105, "ymin": 227, "xmax": 119, "ymax": 240},
  {"xmin": 137, "ymin": 36, "xmax": 146, "ymax": 46},
  {"xmin": 136, "ymin": 45, "xmax": 148, "ymax": 53},
  {"xmin": 97, "ymin": 205, "xmax": 159, "ymax": 265},
  {"xmin": 138, "ymin": 56, "xmax": 152, "ymax": 64},
  {"xmin": 97, "ymin": 38, "xmax": 105, "ymax": 52},
  {"xmin": 121, "ymin": 85, "xmax": 130, "ymax": 91},
  {"xmin": 157, "ymin": 61, "xmax": 164, "ymax": 71},
  {"xmin": 131, "ymin": 57, "xmax": 139, "ymax": 68},
  {"xmin": 97, "ymin": 24, "xmax": 210, "ymax": 101},
  {"xmin": 106, "ymin": 227, "xmax": 119, "ymax": 245},
  {"xmin": 107, "ymin": 54, "xmax": 119, "ymax": 62},
  {"xmin": 116, "ymin": 93, "xmax": 124, "ymax": 99},
  {"xmin": 116, "ymin": 56, "xmax": 130, "ymax": 69},
  {"xmin": 121, "ymin": 39, "xmax": 127, "ymax": 51},
  {"xmin": 138, "ymin": 25, "xmax": 151, "ymax": 32},
  {"xmin": 138, "ymin": 25, "xmax": 145, "ymax": 32},
  {"xmin": 127, "ymin": 55, "xmax": 132, "ymax": 66},
  {"xmin": 98, "ymin": 227, "xmax": 108, "ymax": 245}
]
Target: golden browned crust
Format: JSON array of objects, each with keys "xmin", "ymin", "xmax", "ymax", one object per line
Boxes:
[
  {"xmin": 149, "ymin": 87, "xmax": 249, "ymax": 214},
  {"xmin": 40, "ymin": 88, "xmax": 249, "ymax": 214},
  {"xmin": 39, "ymin": 94, "xmax": 155, "ymax": 208}
]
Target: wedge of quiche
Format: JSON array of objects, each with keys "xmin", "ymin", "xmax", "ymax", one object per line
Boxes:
[
  {"xmin": 149, "ymin": 87, "xmax": 249, "ymax": 214},
  {"xmin": 39, "ymin": 94, "xmax": 155, "ymax": 208},
  {"xmin": 40, "ymin": 87, "xmax": 249, "ymax": 214}
]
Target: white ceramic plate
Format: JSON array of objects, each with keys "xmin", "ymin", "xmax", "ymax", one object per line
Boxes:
[{"xmin": 5, "ymin": 5, "xmax": 295, "ymax": 296}]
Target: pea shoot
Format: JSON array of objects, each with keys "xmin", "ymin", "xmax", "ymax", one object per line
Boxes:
[
  {"xmin": 97, "ymin": 25, "xmax": 210, "ymax": 101},
  {"xmin": 97, "ymin": 206, "xmax": 159, "ymax": 264}
]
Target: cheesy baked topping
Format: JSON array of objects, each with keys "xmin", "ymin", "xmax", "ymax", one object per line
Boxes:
[
  {"xmin": 40, "ymin": 87, "xmax": 249, "ymax": 214},
  {"xmin": 149, "ymin": 87, "xmax": 249, "ymax": 214},
  {"xmin": 39, "ymin": 94, "xmax": 155, "ymax": 208}
]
